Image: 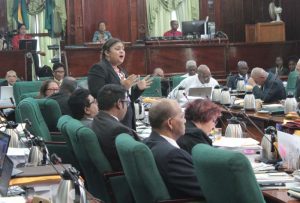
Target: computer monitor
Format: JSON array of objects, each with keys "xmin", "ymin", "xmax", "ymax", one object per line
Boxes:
[
  {"xmin": 19, "ymin": 39, "xmax": 37, "ymax": 51},
  {"xmin": 182, "ymin": 20, "xmax": 206, "ymax": 37},
  {"xmin": 0, "ymin": 132, "xmax": 10, "ymax": 175}
]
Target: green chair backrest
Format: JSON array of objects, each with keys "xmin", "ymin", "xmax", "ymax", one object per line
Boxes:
[
  {"xmin": 141, "ymin": 77, "xmax": 162, "ymax": 97},
  {"xmin": 61, "ymin": 116, "xmax": 133, "ymax": 203},
  {"xmin": 171, "ymin": 75, "xmax": 185, "ymax": 90},
  {"xmin": 13, "ymin": 81, "xmax": 43, "ymax": 104},
  {"xmin": 15, "ymin": 97, "xmax": 51, "ymax": 141},
  {"xmin": 36, "ymin": 98, "xmax": 62, "ymax": 132},
  {"xmin": 192, "ymin": 144, "xmax": 265, "ymax": 203},
  {"xmin": 116, "ymin": 133, "xmax": 171, "ymax": 203},
  {"xmin": 38, "ymin": 77, "xmax": 52, "ymax": 81},
  {"xmin": 19, "ymin": 92, "xmax": 39, "ymax": 101},
  {"xmin": 286, "ymin": 70, "xmax": 299, "ymax": 95}
]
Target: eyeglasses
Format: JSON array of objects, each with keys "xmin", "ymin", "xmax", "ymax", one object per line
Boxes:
[
  {"xmin": 46, "ymin": 88, "xmax": 59, "ymax": 92},
  {"xmin": 120, "ymin": 99, "xmax": 131, "ymax": 107}
]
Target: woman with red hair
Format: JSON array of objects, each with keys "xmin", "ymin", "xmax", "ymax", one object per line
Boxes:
[{"xmin": 177, "ymin": 99, "xmax": 221, "ymax": 154}]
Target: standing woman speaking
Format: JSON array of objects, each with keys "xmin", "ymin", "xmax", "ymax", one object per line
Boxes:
[{"xmin": 88, "ymin": 38, "xmax": 152, "ymax": 129}]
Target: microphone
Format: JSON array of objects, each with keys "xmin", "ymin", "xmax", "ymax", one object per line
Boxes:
[
  {"xmin": 9, "ymin": 97, "xmax": 14, "ymax": 105},
  {"xmin": 182, "ymin": 92, "xmax": 190, "ymax": 102},
  {"xmin": 24, "ymin": 118, "xmax": 32, "ymax": 127},
  {"xmin": 51, "ymin": 153, "xmax": 62, "ymax": 164}
]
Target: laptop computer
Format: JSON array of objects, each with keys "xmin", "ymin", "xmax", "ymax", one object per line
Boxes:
[
  {"xmin": 188, "ymin": 87, "xmax": 213, "ymax": 99},
  {"xmin": 19, "ymin": 39, "xmax": 37, "ymax": 51},
  {"xmin": 0, "ymin": 86, "xmax": 15, "ymax": 107},
  {"xmin": 0, "ymin": 132, "xmax": 11, "ymax": 175},
  {"xmin": 0, "ymin": 155, "xmax": 13, "ymax": 197}
]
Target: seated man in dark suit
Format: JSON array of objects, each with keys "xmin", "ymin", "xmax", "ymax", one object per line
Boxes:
[
  {"xmin": 144, "ymin": 98, "xmax": 203, "ymax": 199},
  {"xmin": 153, "ymin": 67, "xmax": 170, "ymax": 97},
  {"xmin": 91, "ymin": 84, "xmax": 140, "ymax": 171},
  {"xmin": 49, "ymin": 76, "xmax": 77, "ymax": 115},
  {"xmin": 268, "ymin": 56, "xmax": 289, "ymax": 76},
  {"xmin": 248, "ymin": 67, "xmax": 286, "ymax": 103},
  {"xmin": 0, "ymin": 70, "xmax": 17, "ymax": 86},
  {"xmin": 227, "ymin": 60, "xmax": 249, "ymax": 90}
]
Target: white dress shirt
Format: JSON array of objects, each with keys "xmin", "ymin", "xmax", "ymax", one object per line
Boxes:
[{"xmin": 160, "ymin": 134, "xmax": 180, "ymax": 149}]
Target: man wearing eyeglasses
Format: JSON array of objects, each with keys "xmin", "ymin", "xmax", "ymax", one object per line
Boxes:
[
  {"xmin": 68, "ymin": 88, "xmax": 99, "ymax": 128},
  {"xmin": 91, "ymin": 84, "xmax": 140, "ymax": 171},
  {"xmin": 168, "ymin": 64, "xmax": 219, "ymax": 100}
]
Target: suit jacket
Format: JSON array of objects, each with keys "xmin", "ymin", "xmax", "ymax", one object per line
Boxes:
[
  {"xmin": 252, "ymin": 73, "xmax": 286, "ymax": 103},
  {"xmin": 80, "ymin": 117, "xmax": 93, "ymax": 128},
  {"xmin": 88, "ymin": 58, "xmax": 143, "ymax": 129},
  {"xmin": 48, "ymin": 91, "xmax": 71, "ymax": 115},
  {"xmin": 268, "ymin": 66, "xmax": 289, "ymax": 76},
  {"xmin": 143, "ymin": 131, "xmax": 202, "ymax": 199},
  {"xmin": 226, "ymin": 74, "xmax": 248, "ymax": 90},
  {"xmin": 0, "ymin": 80, "xmax": 9, "ymax": 87},
  {"xmin": 177, "ymin": 120, "xmax": 212, "ymax": 154},
  {"xmin": 91, "ymin": 111, "xmax": 139, "ymax": 171}
]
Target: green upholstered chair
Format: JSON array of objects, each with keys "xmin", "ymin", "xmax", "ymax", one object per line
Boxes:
[
  {"xmin": 116, "ymin": 133, "xmax": 204, "ymax": 203},
  {"xmin": 13, "ymin": 81, "xmax": 43, "ymax": 104},
  {"xmin": 36, "ymin": 98, "xmax": 62, "ymax": 132},
  {"xmin": 19, "ymin": 92, "xmax": 39, "ymax": 101},
  {"xmin": 171, "ymin": 75, "xmax": 185, "ymax": 90},
  {"xmin": 58, "ymin": 116, "xmax": 133, "ymax": 203},
  {"xmin": 142, "ymin": 77, "xmax": 162, "ymax": 97},
  {"xmin": 192, "ymin": 144, "xmax": 265, "ymax": 203},
  {"xmin": 15, "ymin": 97, "xmax": 74, "ymax": 164},
  {"xmin": 286, "ymin": 70, "xmax": 299, "ymax": 96}
]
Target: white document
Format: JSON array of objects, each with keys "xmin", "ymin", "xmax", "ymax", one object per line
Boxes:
[{"xmin": 213, "ymin": 137, "xmax": 259, "ymax": 148}]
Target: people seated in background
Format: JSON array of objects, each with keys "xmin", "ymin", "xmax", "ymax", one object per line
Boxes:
[
  {"xmin": 168, "ymin": 64, "xmax": 219, "ymax": 99},
  {"xmin": 268, "ymin": 56, "xmax": 289, "ymax": 76},
  {"xmin": 182, "ymin": 60, "xmax": 197, "ymax": 77},
  {"xmin": 92, "ymin": 21, "xmax": 112, "ymax": 43},
  {"xmin": 294, "ymin": 59, "xmax": 300, "ymax": 100},
  {"xmin": 68, "ymin": 88, "xmax": 99, "ymax": 127},
  {"xmin": 144, "ymin": 99, "xmax": 203, "ymax": 199},
  {"xmin": 288, "ymin": 57, "xmax": 298, "ymax": 72},
  {"xmin": 37, "ymin": 80, "xmax": 59, "ymax": 98},
  {"xmin": 12, "ymin": 24, "xmax": 41, "ymax": 75},
  {"xmin": 11, "ymin": 24, "xmax": 32, "ymax": 50},
  {"xmin": 163, "ymin": 20, "xmax": 182, "ymax": 37},
  {"xmin": 177, "ymin": 99, "xmax": 221, "ymax": 154},
  {"xmin": 49, "ymin": 77, "xmax": 77, "ymax": 115},
  {"xmin": 91, "ymin": 84, "xmax": 140, "ymax": 171},
  {"xmin": 248, "ymin": 67, "xmax": 286, "ymax": 103},
  {"xmin": 227, "ymin": 60, "xmax": 249, "ymax": 90},
  {"xmin": 52, "ymin": 62, "xmax": 65, "ymax": 86},
  {"xmin": 0, "ymin": 70, "xmax": 17, "ymax": 86},
  {"xmin": 153, "ymin": 67, "xmax": 170, "ymax": 97}
]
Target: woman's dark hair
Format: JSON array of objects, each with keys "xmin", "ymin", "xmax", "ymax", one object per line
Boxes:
[
  {"xmin": 68, "ymin": 88, "xmax": 91, "ymax": 120},
  {"xmin": 98, "ymin": 21, "xmax": 106, "ymax": 27},
  {"xmin": 185, "ymin": 99, "xmax": 221, "ymax": 123},
  {"xmin": 38, "ymin": 80, "xmax": 58, "ymax": 98},
  {"xmin": 52, "ymin": 62, "xmax": 65, "ymax": 71},
  {"xmin": 101, "ymin": 38, "xmax": 123, "ymax": 59},
  {"xmin": 97, "ymin": 84, "xmax": 126, "ymax": 110},
  {"xmin": 17, "ymin": 23, "xmax": 26, "ymax": 31}
]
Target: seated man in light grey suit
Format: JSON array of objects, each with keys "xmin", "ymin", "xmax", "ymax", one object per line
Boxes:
[{"xmin": 68, "ymin": 88, "xmax": 99, "ymax": 127}]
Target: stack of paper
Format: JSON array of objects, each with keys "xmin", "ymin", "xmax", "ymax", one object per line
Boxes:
[{"xmin": 213, "ymin": 137, "xmax": 260, "ymax": 148}]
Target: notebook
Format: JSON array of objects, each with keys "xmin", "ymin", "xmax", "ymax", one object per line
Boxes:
[
  {"xmin": 0, "ymin": 155, "xmax": 13, "ymax": 196},
  {"xmin": 188, "ymin": 87, "xmax": 212, "ymax": 99},
  {"xmin": 19, "ymin": 39, "xmax": 37, "ymax": 51}
]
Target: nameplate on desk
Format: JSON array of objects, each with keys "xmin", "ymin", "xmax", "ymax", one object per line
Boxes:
[{"xmin": 15, "ymin": 164, "xmax": 71, "ymax": 177}]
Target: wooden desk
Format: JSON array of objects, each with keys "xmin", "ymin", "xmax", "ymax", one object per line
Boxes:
[
  {"xmin": 264, "ymin": 190, "xmax": 300, "ymax": 203},
  {"xmin": 62, "ymin": 40, "xmax": 300, "ymax": 78},
  {"xmin": 220, "ymin": 108, "xmax": 284, "ymax": 142}
]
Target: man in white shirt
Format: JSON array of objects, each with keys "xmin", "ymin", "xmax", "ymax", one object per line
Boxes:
[
  {"xmin": 144, "ymin": 99, "xmax": 203, "ymax": 199},
  {"xmin": 169, "ymin": 64, "xmax": 219, "ymax": 99},
  {"xmin": 182, "ymin": 60, "xmax": 197, "ymax": 77}
]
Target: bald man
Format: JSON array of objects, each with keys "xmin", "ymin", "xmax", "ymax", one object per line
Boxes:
[
  {"xmin": 144, "ymin": 99, "xmax": 203, "ymax": 199},
  {"xmin": 248, "ymin": 67, "xmax": 286, "ymax": 103},
  {"xmin": 168, "ymin": 64, "xmax": 219, "ymax": 99},
  {"xmin": 227, "ymin": 61, "xmax": 249, "ymax": 90},
  {"xmin": 0, "ymin": 70, "xmax": 17, "ymax": 86},
  {"xmin": 182, "ymin": 60, "xmax": 197, "ymax": 77}
]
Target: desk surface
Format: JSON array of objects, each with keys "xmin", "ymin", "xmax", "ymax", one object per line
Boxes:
[{"xmin": 263, "ymin": 190, "xmax": 300, "ymax": 203}]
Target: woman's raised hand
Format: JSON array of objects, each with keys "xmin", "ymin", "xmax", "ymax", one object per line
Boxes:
[
  {"xmin": 121, "ymin": 74, "xmax": 139, "ymax": 90},
  {"xmin": 137, "ymin": 75, "xmax": 153, "ymax": 90}
]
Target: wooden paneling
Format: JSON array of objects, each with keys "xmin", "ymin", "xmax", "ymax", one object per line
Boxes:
[
  {"xmin": 63, "ymin": 41, "xmax": 300, "ymax": 78},
  {"xmin": 0, "ymin": 51, "xmax": 28, "ymax": 80}
]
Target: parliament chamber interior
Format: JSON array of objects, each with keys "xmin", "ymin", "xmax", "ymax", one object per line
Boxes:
[{"xmin": 0, "ymin": 0, "xmax": 300, "ymax": 202}]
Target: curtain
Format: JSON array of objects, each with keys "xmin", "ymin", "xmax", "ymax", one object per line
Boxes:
[{"xmin": 147, "ymin": 0, "xmax": 200, "ymax": 36}]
